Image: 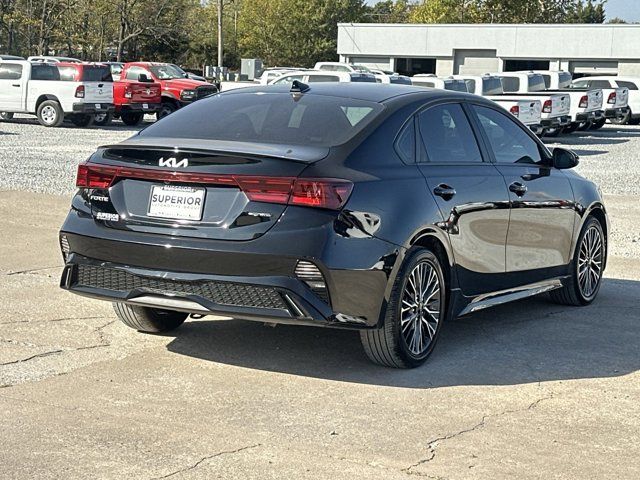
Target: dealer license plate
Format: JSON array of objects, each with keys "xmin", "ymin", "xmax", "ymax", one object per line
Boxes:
[{"xmin": 147, "ymin": 185, "xmax": 205, "ymax": 221}]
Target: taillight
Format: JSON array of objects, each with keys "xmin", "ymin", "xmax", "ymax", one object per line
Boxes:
[
  {"xmin": 608, "ymin": 92, "xmax": 616, "ymax": 104},
  {"xmin": 543, "ymin": 100, "xmax": 552, "ymax": 113},
  {"xmin": 509, "ymin": 105, "xmax": 519, "ymax": 117},
  {"xmin": 124, "ymin": 85, "xmax": 132, "ymax": 99},
  {"xmin": 579, "ymin": 95, "xmax": 588, "ymax": 108},
  {"xmin": 75, "ymin": 85, "xmax": 85, "ymax": 98},
  {"xmin": 75, "ymin": 164, "xmax": 353, "ymax": 210}
]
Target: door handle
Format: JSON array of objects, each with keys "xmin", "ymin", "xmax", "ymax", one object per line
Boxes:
[
  {"xmin": 11, "ymin": 84, "xmax": 20, "ymax": 87},
  {"xmin": 433, "ymin": 184, "xmax": 456, "ymax": 200},
  {"xmin": 509, "ymin": 182, "xmax": 527, "ymax": 197}
]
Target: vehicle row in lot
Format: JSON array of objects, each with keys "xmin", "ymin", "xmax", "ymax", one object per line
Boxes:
[
  {"xmin": 59, "ymin": 82, "xmax": 608, "ymax": 368},
  {"xmin": 0, "ymin": 58, "xmax": 217, "ymax": 127}
]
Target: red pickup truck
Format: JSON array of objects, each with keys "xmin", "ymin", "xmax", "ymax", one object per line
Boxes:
[
  {"xmin": 58, "ymin": 62, "xmax": 161, "ymax": 126},
  {"xmin": 121, "ymin": 62, "xmax": 218, "ymax": 118}
]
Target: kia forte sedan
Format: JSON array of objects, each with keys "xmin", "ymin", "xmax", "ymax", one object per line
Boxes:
[{"xmin": 59, "ymin": 82, "xmax": 608, "ymax": 368}]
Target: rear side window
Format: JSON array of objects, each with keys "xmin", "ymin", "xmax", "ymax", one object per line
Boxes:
[
  {"xmin": 30, "ymin": 64, "xmax": 60, "ymax": 81},
  {"xmin": 617, "ymin": 80, "xmax": 638, "ymax": 91},
  {"xmin": 81, "ymin": 66, "xmax": 113, "ymax": 82},
  {"xmin": 482, "ymin": 77, "xmax": 503, "ymax": 95},
  {"xmin": 306, "ymin": 75, "xmax": 340, "ymax": 83},
  {"xmin": 541, "ymin": 74, "xmax": 551, "ymax": 89},
  {"xmin": 472, "ymin": 105, "xmax": 542, "ymax": 165},
  {"xmin": 0, "ymin": 63, "xmax": 22, "ymax": 80},
  {"xmin": 58, "ymin": 65, "xmax": 78, "ymax": 81},
  {"xmin": 417, "ymin": 103, "xmax": 483, "ymax": 164},
  {"xmin": 140, "ymin": 92, "xmax": 384, "ymax": 147},
  {"xmin": 501, "ymin": 77, "xmax": 520, "ymax": 92}
]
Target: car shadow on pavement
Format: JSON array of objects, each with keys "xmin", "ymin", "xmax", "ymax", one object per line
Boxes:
[
  {"xmin": 544, "ymin": 136, "xmax": 628, "ymax": 146},
  {"xmin": 165, "ymin": 278, "xmax": 640, "ymax": 388},
  {"xmin": 1, "ymin": 117, "xmax": 146, "ymax": 132}
]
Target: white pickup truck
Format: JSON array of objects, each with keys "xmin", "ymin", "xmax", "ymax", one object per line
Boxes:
[
  {"xmin": 411, "ymin": 75, "xmax": 469, "ymax": 92},
  {"xmin": 525, "ymin": 70, "xmax": 573, "ymax": 90},
  {"xmin": 570, "ymin": 77, "xmax": 631, "ymax": 127},
  {"xmin": 0, "ymin": 60, "xmax": 114, "ymax": 127},
  {"xmin": 455, "ymin": 74, "xmax": 550, "ymax": 135}
]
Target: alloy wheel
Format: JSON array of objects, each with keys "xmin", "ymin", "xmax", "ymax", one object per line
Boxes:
[
  {"xmin": 578, "ymin": 225, "xmax": 604, "ymax": 299},
  {"xmin": 400, "ymin": 261, "xmax": 441, "ymax": 356}
]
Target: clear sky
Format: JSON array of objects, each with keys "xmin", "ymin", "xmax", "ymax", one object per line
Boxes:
[{"xmin": 364, "ymin": 0, "xmax": 640, "ymax": 23}]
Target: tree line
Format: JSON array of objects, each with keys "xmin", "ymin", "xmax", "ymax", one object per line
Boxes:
[{"xmin": 0, "ymin": 0, "xmax": 609, "ymax": 70}]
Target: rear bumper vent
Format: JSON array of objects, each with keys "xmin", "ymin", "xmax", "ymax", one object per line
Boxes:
[{"xmin": 294, "ymin": 260, "xmax": 329, "ymax": 304}]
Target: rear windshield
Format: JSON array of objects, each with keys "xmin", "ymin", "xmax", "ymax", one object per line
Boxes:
[
  {"xmin": 81, "ymin": 66, "xmax": 113, "ymax": 82},
  {"xmin": 140, "ymin": 92, "xmax": 384, "ymax": 147},
  {"xmin": 482, "ymin": 77, "xmax": 503, "ymax": 95},
  {"xmin": 58, "ymin": 65, "xmax": 78, "ymax": 81},
  {"xmin": 389, "ymin": 76, "xmax": 412, "ymax": 85},
  {"xmin": 445, "ymin": 80, "xmax": 469, "ymax": 92},
  {"xmin": 528, "ymin": 75, "xmax": 546, "ymax": 92},
  {"xmin": 558, "ymin": 72, "xmax": 572, "ymax": 88},
  {"xmin": 350, "ymin": 74, "xmax": 376, "ymax": 83}
]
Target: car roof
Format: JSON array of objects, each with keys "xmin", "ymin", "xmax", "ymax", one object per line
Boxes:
[{"xmin": 221, "ymin": 82, "xmax": 478, "ymax": 104}]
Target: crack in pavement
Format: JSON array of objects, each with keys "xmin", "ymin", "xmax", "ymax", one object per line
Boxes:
[
  {"xmin": 150, "ymin": 444, "xmax": 262, "ymax": 479},
  {"xmin": 402, "ymin": 394, "xmax": 554, "ymax": 476},
  {"xmin": 0, "ymin": 315, "xmax": 107, "ymax": 326},
  {"xmin": 5, "ymin": 266, "xmax": 60, "ymax": 276},
  {"xmin": 0, "ymin": 349, "xmax": 64, "ymax": 366}
]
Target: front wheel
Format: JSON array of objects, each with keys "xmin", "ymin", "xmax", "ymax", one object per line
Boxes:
[
  {"xmin": 157, "ymin": 102, "xmax": 177, "ymax": 119},
  {"xmin": 549, "ymin": 216, "xmax": 605, "ymax": 306},
  {"xmin": 120, "ymin": 112, "xmax": 144, "ymax": 126},
  {"xmin": 360, "ymin": 248, "xmax": 446, "ymax": 368},
  {"xmin": 113, "ymin": 302, "xmax": 188, "ymax": 333},
  {"xmin": 0, "ymin": 112, "xmax": 14, "ymax": 121},
  {"xmin": 36, "ymin": 100, "xmax": 64, "ymax": 127}
]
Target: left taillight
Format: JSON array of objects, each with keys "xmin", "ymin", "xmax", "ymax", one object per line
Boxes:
[
  {"xmin": 76, "ymin": 163, "xmax": 115, "ymax": 189},
  {"xmin": 543, "ymin": 100, "xmax": 552, "ymax": 113},
  {"xmin": 509, "ymin": 105, "xmax": 519, "ymax": 117},
  {"xmin": 75, "ymin": 85, "xmax": 85, "ymax": 98},
  {"xmin": 608, "ymin": 92, "xmax": 616, "ymax": 104}
]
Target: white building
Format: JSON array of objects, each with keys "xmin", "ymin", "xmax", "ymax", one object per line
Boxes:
[{"xmin": 337, "ymin": 23, "xmax": 640, "ymax": 77}]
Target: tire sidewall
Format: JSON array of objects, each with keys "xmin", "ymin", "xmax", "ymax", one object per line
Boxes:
[
  {"xmin": 390, "ymin": 248, "xmax": 446, "ymax": 367},
  {"xmin": 571, "ymin": 217, "xmax": 605, "ymax": 305},
  {"xmin": 37, "ymin": 101, "xmax": 63, "ymax": 127}
]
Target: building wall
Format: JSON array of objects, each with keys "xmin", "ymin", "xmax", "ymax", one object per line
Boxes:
[{"xmin": 337, "ymin": 23, "xmax": 640, "ymax": 77}]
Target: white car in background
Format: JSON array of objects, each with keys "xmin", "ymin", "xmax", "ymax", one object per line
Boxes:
[
  {"xmin": 572, "ymin": 76, "xmax": 635, "ymax": 125},
  {"xmin": 27, "ymin": 55, "xmax": 82, "ymax": 64},
  {"xmin": 410, "ymin": 75, "xmax": 468, "ymax": 92},
  {"xmin": 256, "ymin": 68, "xmax": 302, "ymax": 85},
  {"xmin": 368, "ymin": 68, "xmax": 411, "ymax": 85},
  {"xmin": 270, "ymin": 70, "xmax": 376, "ymax": 85}
]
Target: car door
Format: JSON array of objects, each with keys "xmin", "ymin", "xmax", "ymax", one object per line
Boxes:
[
  {"xmin": 415, "ymin": 102, "xmax": 511, "ymax": 296},
  {"xmin": 470, "ymin": 104, "xmax": 577, "ymax": 278},
  {"xmin": 0, "ymin": 62, "xmax": 25, "ymax": 111}
]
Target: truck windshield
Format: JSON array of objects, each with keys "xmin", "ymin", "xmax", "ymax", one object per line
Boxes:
[
  {"xmin": 81, "ymin": 66, "xmax": 113, "ymax": 82},
  {"xmin": 482, "ymin": 78, "xmax": 503, "ymax": 95},
  {"xmin": 149, "ymin": 64, "xmax": 187, "ymax": 80},
  {"xmin": 139, "ymin": 92, "xmax": 384, "ymax": 147}
]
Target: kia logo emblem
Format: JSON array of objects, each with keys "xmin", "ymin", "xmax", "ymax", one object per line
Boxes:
[{"xmin": 158, "ymin": 157, "xmax": 188, "ymax": 168}]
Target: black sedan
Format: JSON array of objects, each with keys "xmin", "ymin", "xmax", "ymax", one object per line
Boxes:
[{"xmin": 59, "ymin": 82, "xmax": 608, "ymax": 368}]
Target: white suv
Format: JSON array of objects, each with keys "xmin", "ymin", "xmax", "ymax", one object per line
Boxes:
[{"xmin": 270, "ymin": 70, "xmax": 376, "ymax": 85}]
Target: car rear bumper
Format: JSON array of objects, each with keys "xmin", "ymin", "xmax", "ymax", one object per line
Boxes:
[
  {"xmin": 605, "ymin": 106, "xmax": 630, "ymax": 119},
  {"xmin": 59, "ymin": 206, "xmax": 401, "ymax": 329},
  {"xmin": 72, "ymin": 103, "xmax": 115, "ymax": 114},
  {"xmin": 117, "ymin": 102, "xmax": 162, "ymax": 113}
]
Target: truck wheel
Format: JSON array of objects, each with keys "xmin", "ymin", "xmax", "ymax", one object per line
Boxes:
[
  {"xmin": 629, "ymin": 117, "xmax": 640, "ymax": 126},
  {"xmin": 590, "ymin": 118, "xmax": 606, "ymax": 130},
  {"xmin": 36, "ymin": 100, "xmax": 64, "ymax": 127},
  {"xmin": 121, "ymin": 112, "xmax": 144, "ymax": 126},
  {"xmin": 577, "ymin": 121, "xmax": 592, "ymax": 131},
  {"xmin": 544, "ymin": 127, "xmax": 562, "ymax": 137},
  {"xmin": 157, "ymin": 102, "xmax": 177, "ymax": 119},
  {"xmin": 563, "ymin": 123, "xmax": 579, "ymax": 134},
  {"xmin": 0, "ymin": 112, "xmax": 14, "ymax": 121},
  {"xmin": 69, "ymin": 114, "xmax": 94, "ymax": 128},
  {"xmin": 113, "ymin": 302, "xmax": 188, "ymax": 333},
  {"xmin": 610, "ymin": 110, "xmax": 631, "ymax": 125},
  {"xmin": 360, "ymin": 247, "xmax": 446, "ymax": 368},
  {"xmin": 93, "ymin": 112, "xmax": 112, "ymax": 126}
]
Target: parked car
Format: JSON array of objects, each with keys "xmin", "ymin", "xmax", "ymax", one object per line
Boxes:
[
  {"xmin": 256, "ymin": 68, "xmax": 303, "ymax": 85},
  {"xmin": 59, "ymin": 83, "xmax": 608, "ymax": 368},
  {"xmin": 111, "ymin": 75, "xmax": 162, "ymax": 126},
  {"xmin": 571, "ymin": 77, "xmax": 633, "ymax": 126},
  {"xmin": 27, "ymin": 55, "xmax": 82, "ymax": 64},
  {"xmin": 270, "ymin": 70, "xmax": 376, "ymax": 84},
  {"xmin": 410, "ymin": 75, "xmax": 468, "ymax": 92},
  {"xmin": 461, "ymin": 74, "xmax": 570, "ymax": 137},
  {"xmin": 494, "ymin": 72, "xmax": 603, "ymax": 133},
  {"xmin": 369, "ymin": 68, "xmax": 412, "ymax": 85},
  {"xmin": 525, "ymin": 70, "xmax": 573, "ymax": 90},
  {"xmin": 314, "ymin": 61, "xmax": 372, "ymax": 73},
  {"xmin": 574, "ymin": 76, "xmax": 640, "ymax": 125},
  {"xmin": 120, "ymin": 62, "xmax": 218, "ymax": 118},
  {"xmin": 0, "ymin": 60, "xmax": 114, "ymax": 127}
]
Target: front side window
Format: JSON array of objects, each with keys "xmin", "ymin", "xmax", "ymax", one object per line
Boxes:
[
  {"xmin": 472, "ymin": 105, "xmax": 542, "ymax": 165},
  {"xmin": 417, "ymin": 103, "xmax": 483, "ymax": 164},
  {"xmin": 148, "ymin": 64, "xmax": 186, "ymax": 80},
  {"xmin": 125, "ymin": 66, "xmax": 150, "ymax": 81},
  {"xmin": 0, "ymin": 63, "xmax": 23, "ymax": 80}
]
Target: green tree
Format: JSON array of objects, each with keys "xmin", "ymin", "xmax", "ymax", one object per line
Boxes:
[
  {"xmin": 366, "ymin": 0, "xmax": 412, "ymax": 23},
  {"xmin": 410, "ymin": 0, "xmax": 480, "ymax": 23}
]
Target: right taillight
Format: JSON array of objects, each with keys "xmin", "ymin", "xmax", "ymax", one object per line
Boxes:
[
  {"xmin": 75, "ymin": 85, "xmax": 85, "ymax": 98},
  {"xmin": 579, "ymin": 95, "xmax": 588, "ymax": 108},
  {"xmin": 608, "ymin": 92, "xmax": 616, "ymax": 104},
  {"xmin": 290, "ymin": 179, "xmax": 353, "ymax": 210},
  {"xmin": 509, "ymin": 105, "xmax": 519, "ymax": 117},
  {"xmin": 543, "ymin": 100, "xmax": 552, "ymax": 113},
  {"xmin": 124, "ymin": 85, "xmax": 132, "ymax": 99}
]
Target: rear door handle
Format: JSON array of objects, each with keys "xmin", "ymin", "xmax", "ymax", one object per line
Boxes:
[
  {"xmin": 509, "ymin": 182, "xmax": 527, "ymax": 197},
  {"xmin": 433, "ymin": 184, "xmax": 456, "ymax": 200},
  {"xmin": 11, "ymin": 84, "xmax": 20, "ymax": 87}
]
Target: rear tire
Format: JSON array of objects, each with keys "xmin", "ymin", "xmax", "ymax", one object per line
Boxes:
[
  {"xmin": 590, "ymin": 118, "xmax": 606, "ymax": 130},
  {"xmin": 36, "ymin": 100, "xmax": 64, "ymax": 127},
  {"xmin": 121, "ymin": 112, "xmax": 144, "ymax": 126},
  {"xmin": 360, "ymin": 248, "xmax": 446, "ymax": 368},
  {"xmin": 610, "ymin": 110, "xmax": 631, "ymax": 125},
  {"xmin": 549, "ymin": 216, "xmax": 605, "ymax": 306},
  {"xmin": 69, "ymin": 114, "xmax": 94, "ymax": 127},
  {"xmin": 93, "ymin": 112, "xmax": 112, "ymax": 126},
  {"xmin": 113, "ymin": 302, "xmax": 188, "ymax": 333},
  {"xmin": 563, "ymin": 123, "xmax": 579, "ymax": 134},
  {"xmin": 544, "ymin": 127, "xmax": 562, "ymax": 137},
  {"xmin": 577, "ymin": 121, "xmax": 591, "ymax": 131},
  {"xmin": 628, "ymin": 117, "xmax": 640, "ymax": 126},
  {"xmin": 0, "ymin": 112, "xmax": 14, "ymax": 121}
]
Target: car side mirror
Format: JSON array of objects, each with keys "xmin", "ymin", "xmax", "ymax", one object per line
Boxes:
[
  {"xmin": 138, "ymin": 73, "xmax": 152, "ymax": 83},
  {"xmin": 552, "ymin": 147, "xmax": 579, "ymax": 169}
]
